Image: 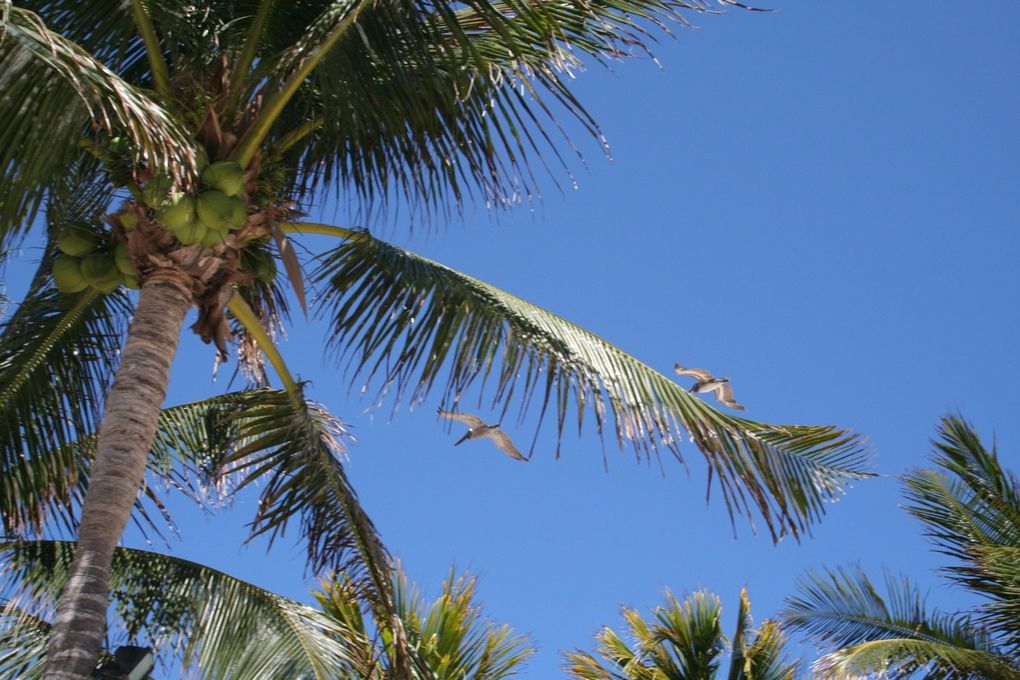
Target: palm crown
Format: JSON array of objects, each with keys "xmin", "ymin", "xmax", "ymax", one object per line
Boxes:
[
  {"xmin": 0, "ymin": 0, "xmax": 871, "ymax": 677},
  {"xmin": 781, "ymin": 415, "xmax": 1020, "ymax": 679}
]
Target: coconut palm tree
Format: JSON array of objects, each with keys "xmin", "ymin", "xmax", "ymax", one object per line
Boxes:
[
  {"xmin": 564, "ymin": 587, "xmax": 799, "ymax": 679},
  {"xmin": 0, "ymin": 1, "xmax": 873, "ymax": 677},
  {"xmin": 315, "ymin": 567, "xmax": 534, "ymax": 679},
  {"xmin": 781, "ymin": 415, "xmax": 1020, "ymax": 679}
]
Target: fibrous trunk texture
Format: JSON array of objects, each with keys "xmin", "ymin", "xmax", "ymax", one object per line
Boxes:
[{"xmin": 44, "ymin": 272, "xmax": 193, "ymax": 679}]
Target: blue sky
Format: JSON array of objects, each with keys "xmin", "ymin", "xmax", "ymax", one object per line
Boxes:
[{"xmin": 8, "ymin": 1, "xmax": 1020, "ymax": 677}]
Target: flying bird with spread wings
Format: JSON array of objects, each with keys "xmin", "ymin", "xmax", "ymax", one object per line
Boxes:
[
  {"xmin": 437, "ymin": 409, "xmax": 529, "ymax": 461},
  {"xmin": 674, "ymin": 362, "xmax": 746, "ymax": 411}
]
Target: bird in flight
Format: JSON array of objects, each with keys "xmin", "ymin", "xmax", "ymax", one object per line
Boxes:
[
  {"xmin": 438, "ymin": 409, "xmax": 529, "ymax": 461},
  {"xmin": 674, "ymin": 363, "xmax": 746, "ymax": 411}
]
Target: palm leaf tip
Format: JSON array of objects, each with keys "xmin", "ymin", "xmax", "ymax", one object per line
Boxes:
[{"xmin": 313, "ymin": 230, "xmax": 873, "ymax": 541}]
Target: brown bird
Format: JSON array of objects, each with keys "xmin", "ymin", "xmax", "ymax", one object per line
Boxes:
[
  {"xmin": 438, "ymin": 409, "xmax": 528, "ymax": 461},
  {"xmin": 674, "ymin": 363, "xmax": 746, "ymax": 411}
]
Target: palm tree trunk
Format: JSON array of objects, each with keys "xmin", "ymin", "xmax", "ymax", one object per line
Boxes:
[{"xmin": 44, "ymin": 271, "xmax": 193, "ymax": 680}]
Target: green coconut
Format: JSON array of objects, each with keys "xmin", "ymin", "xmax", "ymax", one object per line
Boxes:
[
  {"xmin": 226, "ymin": 196, "xmax": 248, "ymax": 230},
  {"xmin": 57, "ymin": 226, "xmax": 99, "ymax": 257},
  {"xmin": 123, "ymin": 274, "xmax": 140, "ymax": 290},
  {"xmin": 196, "ymin": 190, "xmax": 241, "ymax": 230},
  {"xmin": 201, "ymin": 161, "xmax": 244, "ymax": 197},
  {"xmin": 160, "ymin": 196, "xmax": 196, "ymax": 232},
  {"xmin": 119, "ymin": 212, "xmax": 138, "ymax": 232},
  {"xmin": 200, "ymin": 227, "xmax": 227, "ymax": 248},
  {"xmin": 52, "ymin": 255, "xmax": 89, "ymax": 293},
  {"xmin": 176, "ymin": 221, "xmax": 208, "ymax": 246},
  {"xmin": 80, "ymin": 254, "xmax": 121, "ymax": 293},
  {"xmin": 114, "ymin": 242, "xmax": 134, "ymax": 275}
]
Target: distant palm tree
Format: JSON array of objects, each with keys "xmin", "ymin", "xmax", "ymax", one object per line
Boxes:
[
  {"xmin": 565, "ymin": 587, "xmax": 798, "ymax": 679},
  {"xmin": 316, "ymin": 568, "xmax": 534, "ymax": 679},
  {"xmin": 0, "ymin": 1, "xmax": 872, "ymax": 677},
  {"xmin": 782, "ymin": 415, "xmax": 1020, "ymax": 679}
]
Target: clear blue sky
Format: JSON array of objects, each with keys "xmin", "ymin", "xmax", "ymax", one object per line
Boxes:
[{"xmin": 9, "ymin": 1, "xmax": 1020, "ymax": 676}]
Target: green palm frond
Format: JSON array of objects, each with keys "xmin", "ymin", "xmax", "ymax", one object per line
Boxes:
[
  {"xmin": 317, "ymin": 567, "xmax": 535, "ymax": 679},
  {"xmin": 0, "ymin": 282, "xmax": 131, "ymax": 537},
  {"xmin": 566, "ymin": 592, "xmax": 720, "ymax": 680},
  {"xmin": 0, "ymin": 540, "xmax": 364, "ymax": 679},
  {"xmin": 903, "ymin": 415, "xmax": 1020, "ymax": 651},
  {"xmin": 0, "ymin": 4, "xmax": 192, "ymax": 245},
  {"xmin": 0, "ymin": 601, "xmax": 49, "ymax": 679},
  {"xmin": 906, "ymin": 415, "xmax": 1020, "ymax": 558},
  {"xmin": 739, "ymin": 620, "xmax": 798, "ymax": 680},
  {"xmin": 812, "ymin": 638, "xmax": 1020, "ymax": 680},
  {"xmin": 261, "ymin": 0, "xmax": 723, "ymax": 219},
  {"xmin": 314, "ymin": 230, "xmax": 871, "ymax": 541},
  {"xmin": 10, "ymin": 387, "xmax": 396, "ymax": 615},
  {"xmin": 781, "ymin": 566, "xmax": 987, "ymax": 651}
]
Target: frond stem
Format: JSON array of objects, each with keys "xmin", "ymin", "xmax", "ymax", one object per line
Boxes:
[
  {"xmin": 280, "ymin": 222, "xmax": 360, "ymax": 240},
  {"xmin": 226, "ymin": 294, "xmax": 300, "ymax": 402},
  {"xmin": 232, "ymin": 0, "xmax": 275, "ymax": 90},
  {"xmin": 232, "ymin": 2, "xmax": 368, "ymax": 167},
  {"xmin": 275, "ymin": 117, "xmax": 324, "ymax": 155},
  {"xmin": 0, "ymin": 289, "xmax": 100, "ymax": 408},
  {"xmin": 129, "ymin": 0, "xmax": 172, "ymax": 100}
]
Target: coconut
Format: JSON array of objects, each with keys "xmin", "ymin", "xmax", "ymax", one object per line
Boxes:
[
  {"xmin": 57, "ymin": 226, "xmax": 99, "ymax": 257},
  {"xmin": 119, "ymin": 212, "xmax": 138, "ymax": 232},
  {"xmin": 52, "ymin": 255, "xmax": 89, "ymax": 293},
  {"xmin": 200, "ymin": 227, "xmax": 227, "ymax": 248},
  {"xmin": 160, "ymin": 196, "xmax": 196, "ymax": 231},
  {"xmin": 201, "ymin": 161, "xmax": 244, "ymax": 197},
  {"xmin": 196, "ymin": 190, "xmax": 241, "ymax": 230},
  {"xmin": 176, "ymin": 221, "xmax": 208, "ymax": 246},
  {"xmin": 114, "ymin": 242, "xmax": 134, "ymax": 275},
  {"xmin": 80, "ymin": 254, "xmax": 121, "ymax": 293},
  {"xmin": 123, "ymin": 274, "xmax": 140, "ymax": 290},
  {"xmin": 226, "ymin": 196, "xmax": 248, "ymax": 230}
]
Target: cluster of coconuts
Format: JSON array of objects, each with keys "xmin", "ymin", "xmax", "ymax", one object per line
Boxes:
[
  {"xmin": 152, "ymin": 160, "xmax": 248, "ymax": 246},
  {"xmin": 52, "ymin": 224, "xmax": 137, "ymax": 294}
]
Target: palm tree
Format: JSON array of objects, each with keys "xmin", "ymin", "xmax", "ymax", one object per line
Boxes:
[
  {"xmin": 0, "ymin": 1, "xmax": 873, "ymax": 677},
  {"xmin": 316, "ymin": 567, "xmax": 534, "ymax": 678},
  {"xmin": 781, "ymin": 415, "xmax": 1020, "ymax": 679},
  {"xmin": 564, "ymin": 587, "xmax": 799, "ymax": 679}
]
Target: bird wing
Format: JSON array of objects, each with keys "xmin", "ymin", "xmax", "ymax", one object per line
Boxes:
[
  {"xmin": 716, "ymin": 383, "xmax": 746, "ymax": 411},
  {"xmin": 674, "ymin": 363, "xmax": 715, "ymax": 382},
  {"xmin": 438, "ymin": 409, "xmax": 486, "ymax": 429},
  {"xmin": 486, "ymin": 430, "xmax": 528, "ymax": 461}
]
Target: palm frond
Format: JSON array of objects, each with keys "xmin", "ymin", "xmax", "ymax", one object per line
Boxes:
[
  {"xmin": 906, "ymin": 415, "xmax": 1020, "ymax": 559},
  {"xmin": 314, "ymin": 230, "xmax": 871, "ymax": 541},
  {"xmin": 0, "ymin": 601, "xmax": 49, "ymax": 679},
  {"xmin": 565, "ymin": 590, "xmax": 729, "ymax": 680},
  {"xmin": 812, "ymin": 638, "xmax": 1020, "ymax": 680},
  {"xmin": 903, "ymin": 414, "xmax": 1020, "ymax": 651},
  {"xmin": 261, "ymin": 0, "xmax": 728, "ymax": 221},
  {"xmin": 781, "ymin": 566, "xmax": 995, "ymax": 656},
  {"xmin": 318, "ymin": 566, "xmax": 534, "ymax": 680},
  {"xmin": 0, "ymin": 282, "xmax": 131, "ymax": 538},
  {"xmin": 0, "ymin": 5, "xmax": 192, "ymax": 246},
  {"xmin": 0, "ymin": 540, "xmax": 364, "ymax": 679},
  {"xmin": 739, "ymin": 620, "xmax": 798, "ymax": 680}
]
